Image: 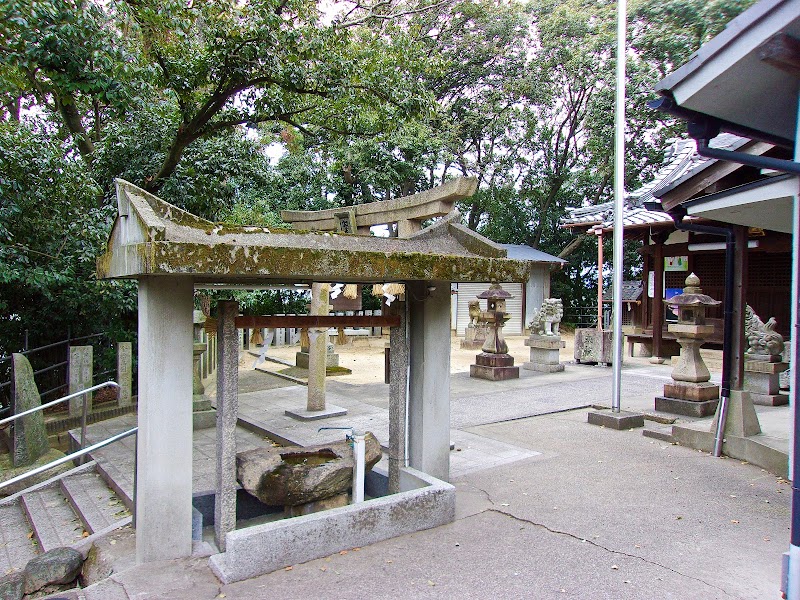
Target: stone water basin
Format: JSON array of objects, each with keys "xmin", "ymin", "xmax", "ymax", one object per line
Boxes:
[{"xmin": 236, "ymin": 432, "xmax": 381, "ymax": 509}]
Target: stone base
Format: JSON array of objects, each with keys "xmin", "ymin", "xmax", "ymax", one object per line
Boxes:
[
  {"xmin": 470, "ymin": 353, "xmax": 519, "ymax": 381},
  {"xmin": 587, "ymin": 410, "xmax": 644, "ymax": 430},
  {"xmin": 671, "ymin": 426, "xmax": 786, "ymax": 477},
  {"xmin": 522, "ymin": 362, "xmax": 565, "ymax": 373},
  {"xmin": 655, "ymin": 396, "xmax": 719, "ymax": 417},
  {"xmin": 749, "ymin": 392, "xmax": 789, "ymax": 406},
  {"xmin": 296, "ymin": 351, "xmax": 340, "ymax": 369},
  {"xmin": 470, "ymin": 364, "xmax": 520, "ymax": 381},
  {"xmin": 193, "ymin": 396, "xmax": 213, "ymax": 411},
  {"xmin": 285, "ymin": 404, "xmax": 348, "ymax": 421},
  {"xmin": 474, "ymin": 352, "xmax": 515, "ymax": 367},
  {"xmin": 460, "ymin": 340, "xmax": 484, "ymax": 350},
  {"xmin": 193, "ymin": 410, "xmax": 217, "ymax": 430},
  {"xmin": 663, "ymin": 382, "xmax": 719, "ymax": 402}
]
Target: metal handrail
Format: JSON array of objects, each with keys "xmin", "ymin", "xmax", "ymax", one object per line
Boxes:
[
  {"xmin": 0, "ymin": 426, "xmax": 137, "ymax": 492},
  {"xmin": 0, "ymin": 381, "xmax": 119, "ymax": 427},
  {"xmin": 0, "ymin": 381, "xmax": 120, "ymax": 466}
]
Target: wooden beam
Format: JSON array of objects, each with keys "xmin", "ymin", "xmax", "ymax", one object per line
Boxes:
[
  {"xmin": 759, "ymin": 33, "xmax": 800, "ymax": 78},
  {"xmin": 235, "ymin": 315, "xmax": 401, "ymax": 329}
]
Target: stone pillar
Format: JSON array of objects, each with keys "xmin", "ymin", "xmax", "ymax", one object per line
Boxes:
[
  {"xmin": 136, "ymin": 276, "xmax": 194, "ymax": 564},
  {"xmin": 388, "ymin": 300, "xmax": 408, "ymax": 494},
  {"xmin": 117, "ymin": 342, "xmax": 132, "ymax": 407},
  {"xmin": 215, "ymin": 300, "xmax": 239, "ymax": 552},
  {"xmin": 407, "ymin": 281, "xmax": 450, "ymax": 482},
  {"xmin": 286, "ymin": 286, "xmax": 346, "ymax": 421},
  {"xmin": 307, "ymin": 283, "xmax": 330, "ymax": 412},
  {"xmin": 68, "ymin": 345, "xmax": 93, "ymax": 417},
  {"xmin": 397, "ymin": 219, "xmax": 422, "ymax": 238}
]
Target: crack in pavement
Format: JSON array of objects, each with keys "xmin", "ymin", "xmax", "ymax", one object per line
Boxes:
[{"xmin": 465, "ymin": 484, "xmax": 735, "ymax": 599}]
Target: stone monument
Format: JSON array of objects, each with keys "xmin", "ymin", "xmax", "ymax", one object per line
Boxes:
[
  {"xmin": 460, "ymin": 300, "xmax": 487, "ymax": 350},
  {"xmin": 469, "ymin": 283, "xmax": 519, "ymax": 380},
  {"xmin": 523, "ymin": 298, "xmax": 565, "ymax": 373},
  {"xmin": 117, "ymin": 341, "xmax": 133, "ymax": 407},
  {"xmin": 742, "ymin": 305, "xmax": 788, "ymax": 406},
  {"xmin": 654, "ymin": 273, "xmax": 721, "ymax": 417},
  {"xmin": 11, "ymin": 354, "xmax": 50, "ymax": 467},
  {"xmin": 68, "ymin": 345, "xmax": 93, "ymax": 417}
]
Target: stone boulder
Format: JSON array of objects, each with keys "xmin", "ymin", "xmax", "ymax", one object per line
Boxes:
[
  {"xmin": 23, "ymin": 547, "xmax": 83, "ymax": 594},
  {"xmin": 0, "ymin": 572, "xmax": 24, "ymax": 600},
  {"xmin": 237, "ymin": 433, "xmax": 381, "ymax": 507}
]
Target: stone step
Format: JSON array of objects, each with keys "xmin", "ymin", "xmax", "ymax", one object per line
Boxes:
[
  {"xmin": 60, "ymin": 472, "xmax": 131, "ymax": 535},
  {"xmin": 642, "ymin": 423, "xmax": 675, "ymax": 443},
  {"xmin": 95, "ymin": 459, "xmax": 134, "ymax": 512},
  {"xmin": 21, "ymin": 487, "xmax": 86, "ymax": 552},
  {"xmin": 0, "ymin": 501, "xmax": 38, "ymax": 575}
]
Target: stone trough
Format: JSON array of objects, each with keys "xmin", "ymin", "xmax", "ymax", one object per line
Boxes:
[{"xmin": 209, "ymin": 466, "xmax": 454, "ymax": 584}]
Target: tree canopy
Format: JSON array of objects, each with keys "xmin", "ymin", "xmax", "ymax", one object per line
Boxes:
[{"xmin": 0, "ymin": 0, "xmax": 757, "ymax": 361}]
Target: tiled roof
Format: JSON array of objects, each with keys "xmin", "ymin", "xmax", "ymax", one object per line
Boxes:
[
  {"xmin": 603, "ymin": 280, "xmax": 643, "ymax": 303},
  {"xmin": 561, "ymin": 134, "xmax": 747, "ymax": 230}
]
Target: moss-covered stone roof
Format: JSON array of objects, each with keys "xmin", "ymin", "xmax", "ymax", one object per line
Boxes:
[{"xmin": 96, "ymin": 179, "xmax": 533, "ymax": 285}]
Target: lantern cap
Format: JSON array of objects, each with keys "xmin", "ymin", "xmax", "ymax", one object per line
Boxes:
[{"xmin": 477, "ymin": 282, "xmax": 514, "ymax": 300}]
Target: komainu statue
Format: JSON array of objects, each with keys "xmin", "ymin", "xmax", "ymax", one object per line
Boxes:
[
  {"xmin": 529, "ymin": 298, "xmax": 564, "ymax": 337},
  {"xmin": 744, "ymin": 304, "xmax": 784, "ymax": 357}
]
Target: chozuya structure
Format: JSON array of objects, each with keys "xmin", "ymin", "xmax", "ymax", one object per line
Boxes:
[{"xmin": 96, "ymin": 177, "xmax": 530, "ymax": 581}]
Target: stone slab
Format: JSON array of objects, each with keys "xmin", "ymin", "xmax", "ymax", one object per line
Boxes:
[
  {"xmin": 522, "ymin": 362, "xmax": 565, "ymax": 373},
  {"xmin": 524, "ymin": 335, "xmax": 565, "ymax": 350},
  {"xmin": 587, "ymin": 410, "xmax": 644, "ymax": 430},
  {"xmin": 285, "ymin": 404, "xmax": 348, "ymax": 421},
  {"xmin": 663, "ymin": 381, "xmax": 719, "ymax": 402},
  {"xmin": 667, "ymin": 323, "xmax": 715, "ymax": 336},
  {"xmin": 469, "ymin": 364, "xmax": 519, "ymax": 381},
  {"xmin": 750, "ymin": 392, "xmax": 789, "ymax": 406},
  {"xmin": 655, "ymin": 396, "xmax": 719, "ymax": 417},
  {"xmin": 744, "ymin": 360, "xmax": 788, "ymax": 374},
  {"xmin": 746, "ymin": 353, "xmax": 782, "ymax": 363}
]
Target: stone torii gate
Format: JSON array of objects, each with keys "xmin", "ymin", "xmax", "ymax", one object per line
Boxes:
[{"xmin": 97, "ymin": 178, "xmax": 529, "ymax": 565}]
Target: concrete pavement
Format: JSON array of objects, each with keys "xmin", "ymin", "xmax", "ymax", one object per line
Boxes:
[{"xmin": 55, "ymin": 358, "xmax": 790, "ymax": 599}]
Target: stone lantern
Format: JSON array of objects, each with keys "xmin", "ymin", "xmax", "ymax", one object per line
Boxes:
[
  {"xmin": 469, "ymin": 283, "xmax": 519, "ymax": 380},
  {"xmin": 655, "ymin": 273, "xmax": 722, "ymax": 416}
]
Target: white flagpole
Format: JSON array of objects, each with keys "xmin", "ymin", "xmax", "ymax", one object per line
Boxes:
[{"xmin": 611, "ymin": 0, "xmax": 627, "ymax": 412}]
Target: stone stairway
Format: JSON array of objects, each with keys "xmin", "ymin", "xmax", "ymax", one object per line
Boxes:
[{"xmin": 0, "ymin": 462, "xmax": 132, "ymax": 576}]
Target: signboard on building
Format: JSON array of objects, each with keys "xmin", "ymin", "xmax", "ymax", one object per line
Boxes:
[{"xmin": 664, "ymin": 256, "xmax": 688, "ymax": 271}]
